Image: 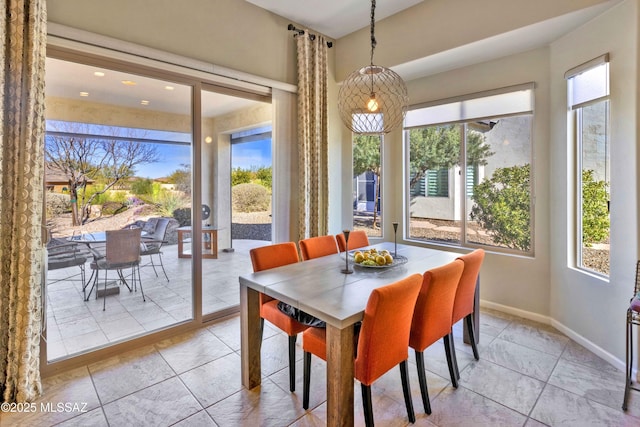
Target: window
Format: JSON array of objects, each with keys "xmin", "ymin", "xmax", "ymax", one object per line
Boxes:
[
  {"xmin": 566, "ymin": 55, "xmax": 610, "ymax": 277},
  {"xmin": 405, "ymin": 85, "xmax": 534, "ymax": 254},
  {"xmin": 353, "ymin": 134, "xmax": 382, "ymax": 237}
]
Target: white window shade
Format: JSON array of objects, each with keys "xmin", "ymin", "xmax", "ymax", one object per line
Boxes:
[
  {"xmin": 405, "ymin": 84, "xmax": 534, "ymax": 128},
  {"xmin": 567, "ymin": 61, "xmax": 609, "ymax": 109}
]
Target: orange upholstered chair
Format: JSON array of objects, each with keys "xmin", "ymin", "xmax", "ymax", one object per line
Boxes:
[
  {"xmin": 299, "ymin": 235, "xmax": 339, "ymax": 260},
  {"xmin": 249, "ymin": 242, "xmax": 309, "ymax": 392},
  {"xmin": 409, "ymin": 259, "xmax": 464, "ymax": 414},
  {"xmin": 302, "ymin": 274, "xmax": 422, "ymax": 426},
  {"xmin": 450, "ymin": 249, "xmax": 485, "ymax": 377},
  {"xmin": 336, "ymin": 230, "xmax": 370, "ymax": 252}
]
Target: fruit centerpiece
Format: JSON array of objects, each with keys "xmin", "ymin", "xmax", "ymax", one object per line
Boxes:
[{"xmin": 352, "ymin": 248, "xmax": 394, "ymax": 266}]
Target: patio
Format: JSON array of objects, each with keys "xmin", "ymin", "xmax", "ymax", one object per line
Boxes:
[{"xmin": 45, "ymin": 239, "xmax": 269, "ymax": 361}]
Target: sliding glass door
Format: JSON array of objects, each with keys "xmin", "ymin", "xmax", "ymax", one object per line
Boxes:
[
  {"xmin": 43, "ymin": 55, "xmax": 194, "ymax": 362},
  {"xmin": 200, "ymin": 86, "xmax": 272, "ymax": 318}
]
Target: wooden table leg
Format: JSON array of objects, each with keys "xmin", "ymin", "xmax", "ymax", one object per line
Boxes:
[
  {"xmin": 463, "ymin": 277, "xmax": 480, "ymax": 345},
  {"xmin": 240, "ymin": 282, "xmax": 262, "ymax": 389},
  {"xmin": 326, "ymin": 323, "xmax": 355, "ymax": 427}
]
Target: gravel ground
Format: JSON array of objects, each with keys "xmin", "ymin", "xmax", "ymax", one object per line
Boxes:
[{"xmin": 47, "ymin": 207, "xmax": 274, "ymax": 241}]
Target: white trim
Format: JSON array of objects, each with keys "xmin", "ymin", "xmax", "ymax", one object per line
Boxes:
[
  {"xmin": 480, "ymin": 299, "xmax": 628, "ymax": 374},
  {"xmin": 551, "ymin": 318, "xmax": 626, "ymax": 373},
  {"xmin": 47, "ymin": 22, "xmax": 297, "ymax": 95},
  {"xmin": 480, "ymin": 299, "xmax": 551, "ymax": 325}
]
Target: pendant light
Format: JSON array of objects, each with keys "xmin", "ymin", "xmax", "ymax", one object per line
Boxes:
[{"xmin": 337, "ymin": 0, "xmax": 408, "ymax": 135}]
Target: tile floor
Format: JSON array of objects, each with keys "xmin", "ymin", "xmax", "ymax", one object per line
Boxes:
[
  {"xmin": 3, "ymin": 308, "xmax": 640, "ymax": 426},
  {"xmin": 45, "ymin": 239, "xmax": 269, "ymax": 361}
]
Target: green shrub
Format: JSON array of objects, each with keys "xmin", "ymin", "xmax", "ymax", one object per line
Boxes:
[
  {"xmin": 470, "ymin": 164, "xmax": 531, "ymax": 252},
  {"xmin": 107, "ymin": 190, "xmax": 128, "ymax": 204},
  {"xmin": 232, "ymin": 183, "xmax": 270, "ymax": 212},
  {"xmin": 231, "ymin": 167, "xmax": 253, "ymax": 186},
  {"xmin": 84, "ymin": 184, "xmax": 107, "ymax": 205},
  {"xmin": 46, "ymin": 192, "xmax": 71, "ymax": 217},
  {"xmin": 255, "ymin": 166, "xmax": 272, "ymax": 189},
  {"xmin": 131, "ymin": 178, "xmax": 154, "ymax": 195},
  {"xmin": 154, "ymin": 190, "xmax": 188, "ymax": 217},
  {"xmin": 582, "ymin": 169, "xmax": 610, "ymax": 245}
]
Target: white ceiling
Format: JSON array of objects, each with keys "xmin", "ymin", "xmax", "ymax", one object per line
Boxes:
[
  {"xmin": 246, "ymin": 0, "xmax": 423, "ymax": 39},
  {"xmin": 45, "ymin": 57, "xmax": 261, "ymax": 117}
]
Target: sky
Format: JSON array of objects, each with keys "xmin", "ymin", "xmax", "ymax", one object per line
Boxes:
[
  {"xmin": 46, "ymin": 120, "xmax": 272, "ymax": 179},
  {"xmin": 136, "ymin": 138, "xmax": 272, "ymax": 178}
]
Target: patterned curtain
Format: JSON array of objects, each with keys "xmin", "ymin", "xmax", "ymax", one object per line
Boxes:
[
  {"xmin": 296, "ymin": 32, "xmax": 328, "ymax": 239},
  {"xmin": 0, "ymin": 0, "xmax": 47, "ymax": 402}
]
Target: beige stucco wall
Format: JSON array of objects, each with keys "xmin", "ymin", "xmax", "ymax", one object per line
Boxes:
[
  {"xmin": 335, "ymin": 0, "xmax": 617, "ymax": 80},
  {"xmin": 549, "ymin": 0, "xmax": 638, "ymax": 365},
  {"xmin": 47, "ymin": 0, "xmax": 300, "ymax": 86},
  {"xmin": 46, "ymin": 97, "xmax": 191, "ymax": 132}
]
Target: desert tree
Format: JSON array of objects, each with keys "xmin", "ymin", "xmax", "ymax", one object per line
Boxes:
[
  {"xmin": 45, "ymin": 122, "xmax": 160, "ymax": 225},
  {"xmin": 409, "ymin": 125, "xmax": 493, "ymax": 190},
  {"xmin": 353, "ymin": 134, "xmax": 382, "ymax": 229}
]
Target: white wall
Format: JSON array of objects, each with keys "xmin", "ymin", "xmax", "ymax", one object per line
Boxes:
[{"xmin": 549, "ymin": 0, "xmax": 638, "ymax": 364}]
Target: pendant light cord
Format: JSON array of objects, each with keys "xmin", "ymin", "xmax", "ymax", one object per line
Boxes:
[{"xmin": 370, "ymin": 0, "xmax": 377, "ymax": 66}]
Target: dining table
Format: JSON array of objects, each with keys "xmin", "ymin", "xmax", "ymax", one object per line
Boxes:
[{"xmin": 239, "ymin": 242, "xmax": 480, "ymax": 426}]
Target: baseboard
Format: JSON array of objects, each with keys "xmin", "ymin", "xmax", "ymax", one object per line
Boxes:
[
  {"xmin": 479, "ymin": 299, "xmax": 629, "ymax": 374},
  {"xmin": 480, "ymin": 299, "xmax": 552, "ymax": 325},
  {"xmin": 551, "ymin": 318, "xmax": 627, "ymax": 373}
]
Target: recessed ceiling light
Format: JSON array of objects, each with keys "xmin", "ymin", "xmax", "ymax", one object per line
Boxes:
[
  {"xmin": 140, "ymin": 100, "xmax": 150, "ymax": 105},
  {"xmin": 122, "ymin": 80, "xmax": 137, "ymax": 86},
  {"xmin": 205, "ymin": 136, "xmax": 213, "ymax": 144},
  {"xmin": 94, "ymin": 71, "xmax": 105, "ymax": 77},
  {"xmin": 165, "ymin": 85, "xmax": 174, "ymax": 91},
  {"xmin": 80, "ymin": 92, "xmax": 89, "ymax": 97}
]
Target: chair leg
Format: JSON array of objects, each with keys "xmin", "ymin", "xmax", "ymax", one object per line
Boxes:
[
  {"xmin": 624, "ymin": 310, "xmax": 632, "ymax": 411},
  {"xmin": 414, "ymin": 350, "xmax": 432, "ymax": 414},
  {"xmin": 288, "ymin": 334, "xmax": 297, "ymax": 392},
  {"xmin": 400, "ymin": 360, "xmax": 416, "ymax": 423},
  {"xmin": 361, "ymin": 384, "xmax": 374, "ymax": 427},
  {"xmin": 465, "ymin": 314, "xmax": 480, "ymax": 360},
  {"xmin": 149, "ymin": 254, "xmax": 159, "ymax": 278},
  {"xmin": 137, "ymin": 265, "xmax": 145, "ymax": 302},
  {"xmin": 303, "ymin": 351, "xmax": 311, "ymax": 409},
  {"xmin": 158, "ymin": 252, "xmax": 169, "ymax": 282},
  {"xmin": 102, "ymin": 271, "xmax": 108, "ymax": 311},
  {"xmin": 443, "ymin": 334, "xmax": 459, "ymax": 388}
]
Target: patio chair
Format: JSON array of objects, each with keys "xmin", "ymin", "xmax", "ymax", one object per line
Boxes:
[
  {"xmin": 46, "ymin": 237, "xmax": 90, "ymax": 291},
  {"xmin": 88, "ymin": 228, "xmax": 144, "ymax": 311},
  {"xmin": 140, "ymin": 217, "xmax": 171, "ymax": 281}
]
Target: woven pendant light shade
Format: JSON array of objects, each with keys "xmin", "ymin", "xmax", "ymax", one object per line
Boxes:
[
  {"xmin": 338, "ymin": 65, "xmax": 408, "ymax": 134},
  {"xmin": 337, "ymin": 0, "xmax": 408, "ymax": 135}
]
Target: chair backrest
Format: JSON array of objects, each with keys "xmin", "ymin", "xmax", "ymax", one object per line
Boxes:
[
  {"xmin": 106, "ymin": 228, "xmax": 141, "ymax": 265},
  {"xmin": 452, "ymin": 249, "xmax": 485, "ymax": 324},
  {"xmin": 149, "ymin": 217, "xmax": 171, "ymax": 242},
  {"xmin": 249, "ymin": 242, "xmax": 300, "ymax": 272},
  {"xmin": 299, "ymin": 235, "xmax": 339, "ymax": 260},
  {"xmin": 410, "ymin": 259, "xmax": 464, "ymax": 352},
  {"xmin": 336, "ymin": 230, "xmax": 370, "ymax": 252},
  {"xmin": 355, "ymin": 274, "xmax": 422, "ymax": 386}
]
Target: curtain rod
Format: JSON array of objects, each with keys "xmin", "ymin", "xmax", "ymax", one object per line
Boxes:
[{"xmin": 287, "ymin": 24, "xmax": 333, "ymax": 48}]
